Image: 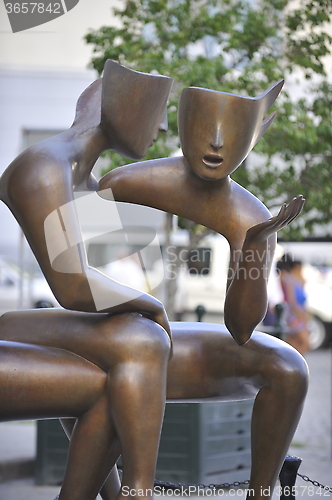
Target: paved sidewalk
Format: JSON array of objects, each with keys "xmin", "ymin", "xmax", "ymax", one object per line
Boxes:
[
  {"xmin": 0, "ymin": 347, "xmax": 331, "ymax": 499},
  {"xmin": 288, "ymin": 347, "xmax": 332, "ymax": 495}
]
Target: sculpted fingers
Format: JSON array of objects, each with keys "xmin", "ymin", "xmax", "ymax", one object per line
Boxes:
[
  {"xmin": 262, "ymin": 204, "xmax": 288, "ymax": 232},
  {"xmin": 277, "ymin": 195, "xmax": 305, "ymax": 227},
  {"xmin": 269, "ymin": 203, "xmax": 287, "ymax": 227},
  {"xmin": 272, "ymin": 195, "xmax": 305, "ymax": 230},
  {"xmin": 285, "ymin": 195, "xmax": 305, "ymax": 225},
  {"xmin": 245, "ymin": 195, "xmax": 305, "ymax": 243}
]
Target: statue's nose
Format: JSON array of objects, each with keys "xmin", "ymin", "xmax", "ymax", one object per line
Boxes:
[
  {"xmin": 210, "ymin": 127, "xmax": 224, "ymax": 150},
  {"xmin": 158, "ymin": 109, "xmax": 168, "ymax": 133}
]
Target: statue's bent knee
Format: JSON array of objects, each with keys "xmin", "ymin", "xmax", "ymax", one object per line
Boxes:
[
  {"xmin": 97, "ymin": 313, "xmax": 171, "ymax": 369},
  {"xmin": 265, "ymin": 345, "xmax": 309, "ymax": 397}
]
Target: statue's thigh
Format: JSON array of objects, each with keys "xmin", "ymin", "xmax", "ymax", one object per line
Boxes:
[
  {"xmin": 167, "ymin": 325, "xmax": 245, "ymax": 400},
  {"xmin": 0, "ymin": 308, "xmax": 168, "ymax": 373},
  {"xmin": 0, "ymin": 340, "xmax": 106, "ymax": 421},
  {"xmin": 166, "ymin": 327, "xmax": 300, "ymax": 401}
]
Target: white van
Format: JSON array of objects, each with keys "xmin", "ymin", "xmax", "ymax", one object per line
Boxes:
[{"xmin": 175, "ymin": 234, "xmax": 332, "ymax": 350}]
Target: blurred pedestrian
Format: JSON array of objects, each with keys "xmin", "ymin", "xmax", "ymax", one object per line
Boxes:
[{"xmin": 277, "ymin": 254, "xmax": 311, "ymax": 355}]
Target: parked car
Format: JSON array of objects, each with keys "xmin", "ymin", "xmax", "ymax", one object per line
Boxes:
[
  {"xmin": 301, "ymin": 264, "xmax": 332, "ymax": 350},
  {"xmin": 0, "ymin": 256, "xmax": 59, "ymax": 316}
]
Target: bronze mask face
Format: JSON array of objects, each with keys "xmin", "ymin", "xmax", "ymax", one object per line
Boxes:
[
  {"xmin": 178, "ymin": 80, "xmax": 284, "ymax": 181},
  {"xmin": 100, "ymin": 60, "xmax": 173, "ymax": 160}
]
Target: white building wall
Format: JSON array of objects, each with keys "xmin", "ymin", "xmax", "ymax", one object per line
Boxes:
[
  {"xmin": 0, "ymin": 68, "xmax": 97, "ymax": 173},
  {"xmin": 0, "ymin": 0, "xmax": 121, "ymax": 70},
  {"xmin": 0, "ymin": 0, "xmax": 121, "ymax": 256},
  {"xmin": 0, "ymin": 68, "xmax": 98, "ymax": 254}
]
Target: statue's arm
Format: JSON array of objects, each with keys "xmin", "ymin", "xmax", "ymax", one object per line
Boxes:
[
  {"xmin": 0, "ymin": 155, "xmax": 171, "ymax": 339},
  {"xmin": 98, "ymin": 157, "xmax": 182, "ymax": 214},
  {"xmin": 224, "ymin": 195, "xmax": 305, "ymax": 345},
  {"xmin": 99, "ymin": 162, "xmax": 145, "ymax": 203}
]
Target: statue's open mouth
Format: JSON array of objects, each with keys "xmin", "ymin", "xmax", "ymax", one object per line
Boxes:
[{"xmin": 202, "ymin": 155, "xmax": 223, "ymax": 168}]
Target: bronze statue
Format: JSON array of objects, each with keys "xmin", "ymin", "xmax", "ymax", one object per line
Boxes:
[
  {"xmin": 97, "ymin": 81, "xmax": 308, "ymax": 498},
  {"xmin": 0, "ymin": 59, "xmax": 172, "ymax": 337},
  {"xmin": 99, "ymin": 81, "xmax": 305, "ymax": 345},
  {"xmin": 0, "ymin": 60, "xmax": 174, "ymax": 500},
  {"xmin": 0, "ymin": 64, "xmax": 308, "ymax": 500}
]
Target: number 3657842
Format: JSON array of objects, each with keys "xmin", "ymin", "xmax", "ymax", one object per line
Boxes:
[{"xmin": 5, "ymin": 3, "xmax": 62, "ymax": 14}]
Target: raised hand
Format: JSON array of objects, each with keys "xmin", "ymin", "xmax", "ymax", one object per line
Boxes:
[{"xmin": 245, "ymin": 195, "xmax": 305, "ymax": 244}]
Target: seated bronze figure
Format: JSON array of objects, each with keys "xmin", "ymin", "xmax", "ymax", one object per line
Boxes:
[
  {"xmin": 0, "ymin": 60, "xmax": 173, "ymax": 500},
  {"xmin": 0, "ymin": 59, "xmax": 172, "ymax": 336},
  {"xmin": 99, "ymin": 80, "xmax": 305, "ymax": 346},
  {"xmin": 0, "ymin": 61, "xmax": 308, "ymax": 500}
]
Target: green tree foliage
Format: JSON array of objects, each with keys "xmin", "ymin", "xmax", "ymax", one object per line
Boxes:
[{"xmin": 85, "ymin": 0, "xmax": 332, "ymax": 238}]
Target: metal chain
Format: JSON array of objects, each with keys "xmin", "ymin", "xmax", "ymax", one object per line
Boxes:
[
  {"xmin": 297, "ymin": 472, "xmax": 332, "ymax": 493},
  {"xmin": 116, "ymin": 469, "xmax": 250, "ymax": 490},
  {"xmin": 152, "ymin": 477, "xmax": 250, "ymax": 490}
]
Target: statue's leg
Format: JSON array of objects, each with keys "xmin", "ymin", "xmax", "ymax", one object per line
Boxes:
[
  {"xmin": 0, "ymin": 340, "xmax": 106, "ymax": 421},
  {"xmin": 61, "ymin": 313, "xmax": 171, "ymax": 500},
  {"xmin": 165, "ymin": 325, "xmax": 308, "ymax": 500},
  {"xmin": 0, "ymin": 340, "xmax": 118, "ymax": 500},
  {"xmin": 235, "ymin": 332, "xmax": 309, "ymax": 499},
  {"xmin": 59, "ymin": 387, "xmax": 119, "ymax": 500},
  {"xmin": 92, "ymin": 322, "xmax": 308, "ymax": 500},
  {"xmin": 0, "ymin": 310, "xmax": 171, "ymax": 500},
  {"xmin": 61, "ymin": 418, "xmax": 122, "ymax": 499},
  {"xmin": 104, "ymin": 315, "xmax": 170, "ymax": 500}
]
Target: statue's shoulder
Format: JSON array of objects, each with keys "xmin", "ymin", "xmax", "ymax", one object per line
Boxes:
[
  {"xmin": 221, "ymin": 180, "xmax": 271, "ymax": 248},
  {"xmin": 230, "ymin": 180, "xmax": 271, "ymax": 223},
  {"xmin": 99, "ymin": 156, "xmax": 185, "ymax": 201}
]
